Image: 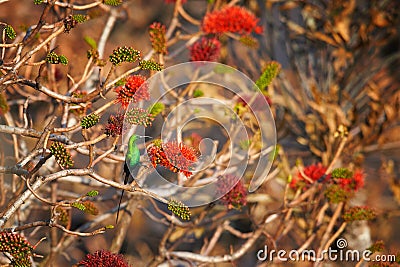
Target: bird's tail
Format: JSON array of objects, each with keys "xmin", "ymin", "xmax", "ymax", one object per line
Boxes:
[{"xmin": 116, "ymin": 162, "xmax": 131, "ymax": 223}]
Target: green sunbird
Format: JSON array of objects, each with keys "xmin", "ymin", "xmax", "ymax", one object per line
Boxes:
[{"xmin": 116, "ymin": 134, "xmax": 141, "ymax": 223}]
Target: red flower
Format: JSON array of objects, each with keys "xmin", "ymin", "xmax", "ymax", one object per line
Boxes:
[
  {"xmin": 202, "ymin": 6, "xmax": 263, "ymax": 35},
  {"xmin": 147, "ymin": 140, "xmax": 198, "ymax": 177},
  {"xmin": 337, "ymin": 170, "xmax": 365, "ymax": 192},
  {"xmin": 78, "ymin": 250, "xmax": 129, "ymax": 267},
  {"xmin": 290, "ymin": 163, "xmax": 329, "ymax": 189},
  {"xmin": 114, "ymin": 75, "xmax": 149, "ymax": 109},
  {"xmin": 217, "ymin": 175, "xmax": 247, "ymax": 210},
  {"xmin": 104, "ymin": 113, "xmax": 124, "ymax": 137},
  {"xmin": 189, "ymin": 37, "xmax": 221, "ymax": 62}
]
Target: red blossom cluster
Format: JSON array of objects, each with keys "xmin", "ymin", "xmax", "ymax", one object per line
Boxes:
[
  {"xmin": 202, "ymin": 6, "xmax": 263, "ymax": 35},
  {"xmin": 114, "ymin": 75, "xmax": 150, "ymax": 109},
  {"xmin": 334, "ymin": 170, "xmax": 365, "ymax": 192},
  {"xmin": 217, "ymin": 175, "xmax": 247, "ymax": 210},
  {"xmin": 77, "ymin": 250, "xmax": 130, "ymax": 267},
  {"xmin": 189, "ymin": 37, "xmax": 221, "ymax": 62},
  {"xmin": 290, "ymin": 164, "xmax": 365, "ymax": 192},
  {"xmin": 290, "ymin": 163, "xmax": 329, "ymax": 189},
  {"xmin": 147, "ymin": 140, "xmax": 198, "ymax": 177},
  {"xmin": 104, "ymin": 113, "xmax": 124, "ymax": 137}
]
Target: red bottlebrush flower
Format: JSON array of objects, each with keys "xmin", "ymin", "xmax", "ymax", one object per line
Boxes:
[
  {"xmin": 290, "ymin": 163, "xmax": 329, "ymax": 189},
  {"xmin": 78, "ymin": 250, "xmax": 129, "ymax": 267},
  {"xmin": 104, "ymin": 113, "xmax": 124, "ymax": 137},
  {"xmin": 147, "ymin": 142, "xmax": 167, "ymax": 167},
  {"xmin": 202, "ymin": 6, "xmax": 263, "ymax": 35},
  {"xmin": 335, "ymin": 170, "xmax": 365, "ymax": 192},
  {"xmin": 163, "ymin": 141, "xmax": 198, "ymax": 177},
  {"xmin": 189, "ymin": 37, "xmax": 221, "ymax": 62},
  {"xmin": 217, "ymin": 175, "xmax": 247, "ymax": 210},
  {"xmin": 149, "ymin": 22, "xmax": 167, "ymax": 55},
  {"xmin": 114, "ymin": 75, "xmax": 149, "ymax": 109},
  {"xmin": 147, "ymin": 140, "xmax": 198, "ymax": 177}
]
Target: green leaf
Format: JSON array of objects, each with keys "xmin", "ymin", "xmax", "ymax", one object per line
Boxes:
[
  {"xmin": 193, "ymin": 89, "xmax": 204, "ymax": 98},
  {"xmin": 148, "ymin": 102, "xmax": 165, "ymax": 116},
  {"xmin": 84, "ymin": 36, "xmax": 98, "ymax": 49},
  {"xmin": 58, "ymin": 55, "xmax": 68, "ymax": 65}
]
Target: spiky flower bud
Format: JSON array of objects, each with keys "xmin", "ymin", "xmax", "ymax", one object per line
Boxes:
[
  {"xmin": 255, "ymin": 61, "xmax": 281, "ymax": 92},
  {"xmin": 81, "ymin": 113, "xmax": 100, "ymax": 129},
  {"xmin": 139, "ymin": 59, "xmax": 163, "ymax": 71},
  {"xmin": 87, "ymin": 48, "xmax": 99, "ymax": 60},
  {"xmin": 71, "ymin": 201, "xmax": 99, "ymax": 215},
  {"xmin": 46, "ymin": 51, "xmax": 59, "ymax": 64},
  {"xmin": 239, "ymin": 35, "xmax": 258, "ymax": 48},
  {"xmin": 49, "ymin": 142, "xmax": 74, "ymax": 169},
  {"xmin": 72, "ymin": 14, "xmax": 88, "ymax": 23},
  {"xmin": 324, "ymin": 184, "xmax": 351, "ymax": 203},
  {"xmin": 368, "ymin": 241, "xmax": 385, "ymax": 253},
  {"xmin": 148, "ymin": 102, "xmax": 165, "ymax": 116},
  {"xmin": 5, "ymin": 25, "xmax": 16, "ymax": 39},
  {"xmin": 149, "ymin": 22, "xmax": 167, "ymax": 55},
  {"xmin": 46, "ymin": 52, "xmax": 68, "ymax": 65},
  {"xmin": 109, "ymin": 46, "xmax": 140, "ymax": 66},
  {"xmin": 0, "ymin": 231, "xmax": 33, "ymax": 266},
  {"xmin": 331, "ymin": 168, "xmax": 353, "ymax": 179},
  {"xmin": 86, "ymin": 190, "xmax": 99, "ymax": 197},
  {"xmin": 63, "ymin": 14, "xmax": 88, "ymax": 33},
  {"xmin": 64, "ymin": 15, "xmax": 78, "ymax": 33},
  {"xmin": 55, "ymin": 206, "xmax": 69, "ymax": 227},
  {"xmin": 168, "ymin": 199, "xmax": 191, "ymax": 220},
  {"xmin": 125, "ymin": 107, "xmax": 154, "ymax": 127},
  {"xmin": 103, "ymin": 0, "xmax": 123, "ymax": 6},
  {"xmin": 342, "ymin": 206, "xmax": 376, "ymax": 222}
]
